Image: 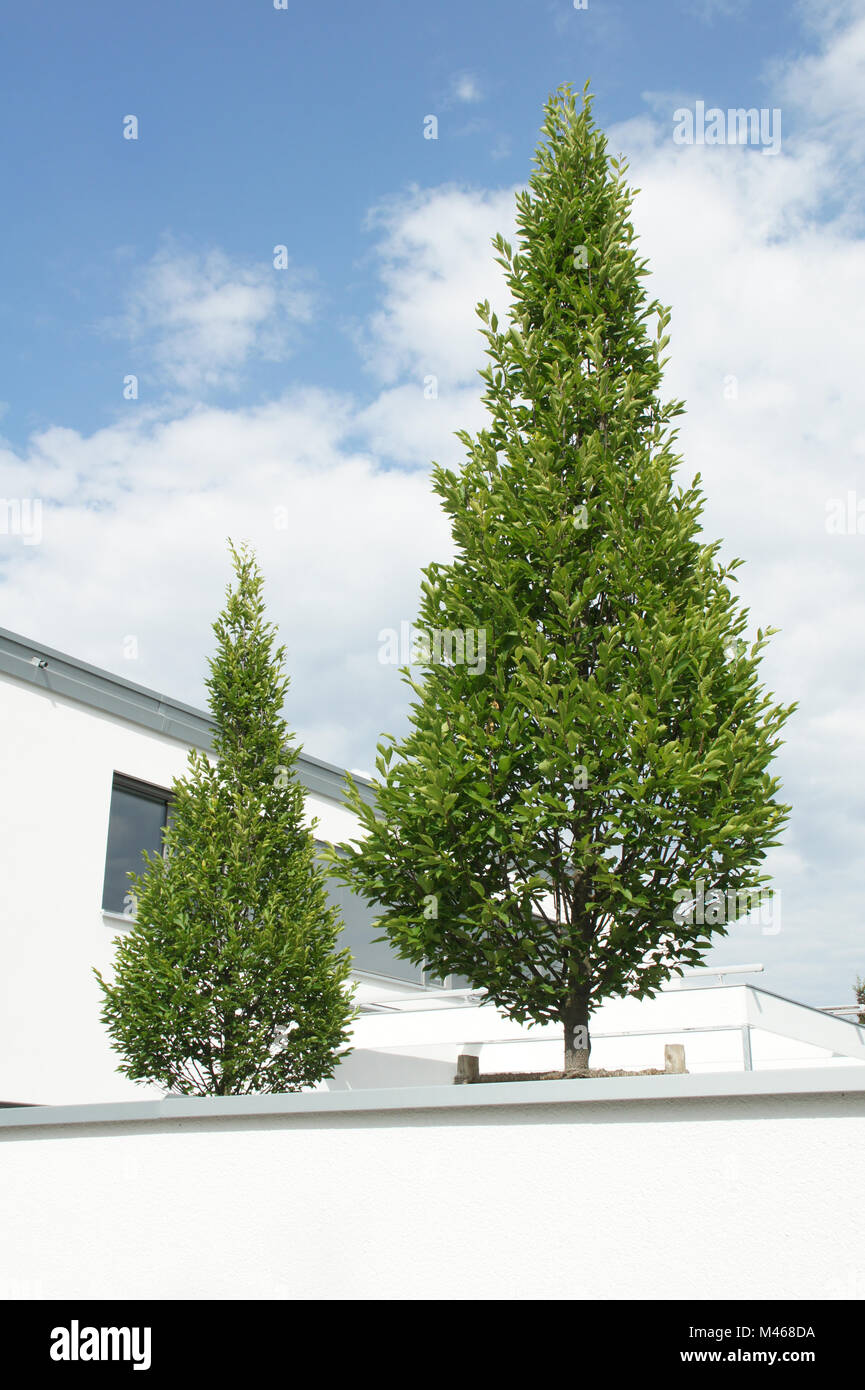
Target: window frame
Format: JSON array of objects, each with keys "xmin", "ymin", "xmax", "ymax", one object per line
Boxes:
[{"xmin": 101, "ymin": 772, "xmax": 173, "ymax": 916}]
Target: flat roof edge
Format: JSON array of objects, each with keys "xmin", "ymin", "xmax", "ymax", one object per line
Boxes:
[
  {"xmin": 3, "ymin": 1067, "xmax": 865, "ymax": 1131},
  {"xmin": 0, "ymin": 624, "xmax": 375, "ymax": 806}
]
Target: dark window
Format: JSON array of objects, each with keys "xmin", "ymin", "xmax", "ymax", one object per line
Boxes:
[{"xmin": 102, "ymin": 774, "xmax": 171, "ymax": 915}]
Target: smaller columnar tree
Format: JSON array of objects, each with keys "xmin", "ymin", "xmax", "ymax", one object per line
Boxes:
[{"xmin": 96, "ymin": 542, "xmax": 355, "ymax": 1095}]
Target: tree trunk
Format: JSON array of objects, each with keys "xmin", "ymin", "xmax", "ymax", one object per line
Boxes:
[{"xmin": 563, "ymin": 993, "xmax": 590, "ymax": 1073}]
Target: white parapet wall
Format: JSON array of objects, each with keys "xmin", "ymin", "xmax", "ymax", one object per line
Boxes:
[{"xmin": 2, "ymin": 1069, "xmax": 865, "ymax": 1301}]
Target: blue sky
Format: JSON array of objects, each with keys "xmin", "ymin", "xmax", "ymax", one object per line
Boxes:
[
  {"xmin": 3, "ymin": 0, "xmax": 805, "ymax": 442},
  {"xmin": 2, "ymin": 0, "xmax": 864, "ymax": 1006}
]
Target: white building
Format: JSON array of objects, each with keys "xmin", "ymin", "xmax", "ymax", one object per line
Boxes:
[
  {"xmin": 3, "ymin": 621, "xmax": 865, "ymax": 1108},
  {"xmin": 0, "ymin": 623, "xmax": 438, "ymax": 1106}
]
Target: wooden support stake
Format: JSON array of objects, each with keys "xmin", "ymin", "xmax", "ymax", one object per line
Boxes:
[{"xmin": 455, "ymin": 1054, "xmax": 480, "ymax": 1084}]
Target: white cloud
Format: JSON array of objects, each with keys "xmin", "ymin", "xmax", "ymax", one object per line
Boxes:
[
  {"xmin": 0, "ymin": 391, "xmax": 452, "ymax": 769},
  {"xmin": 447, "ymin": 72, "xmax": 483, "ymax": 106},
  {"xmin": 355, "ymin": 382, "xmax": 488, "ymax": 470},
  {"xmin": 770, "ymin": 2, "xmax": 865, "ymax": 163},
  {"xmin": 117, "ymin": 242, "xmax": 314, "ymax": 393},
  {"xmin": 359, "ymin": 185, "xmax": 517, "ymax": 387}
]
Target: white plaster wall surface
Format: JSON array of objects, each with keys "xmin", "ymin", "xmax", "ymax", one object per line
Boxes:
[{"xmin": 0, "ymin": 1079, "xmax": 863, "ymax": 1301}]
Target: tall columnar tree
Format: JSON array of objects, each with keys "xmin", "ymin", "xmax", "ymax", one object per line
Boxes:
[
  {"xmin": 97, "ymin": 542, "xmax": 355, "ymax": 1095},
  {"xmin": 330, "ymin": 86, "xmax": 794, "ymax": 1072}
]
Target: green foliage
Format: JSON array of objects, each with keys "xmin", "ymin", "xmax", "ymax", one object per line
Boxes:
[
  {"xmin": 327, "ymin": 85, "xmax": 794, "ymax": 1061},
  {"xmin": 96, "ymin": 542, "xmax": 355, "ymax": 1095}
]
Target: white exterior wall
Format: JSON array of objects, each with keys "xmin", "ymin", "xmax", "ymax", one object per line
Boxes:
[
  {"xmin": 1, "ymin": 1074, "xmax": 863, "ymax": 1301},
  {"xmin": 0, "ymin": 671, "xmax": 362, "ymax": 1107}
]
